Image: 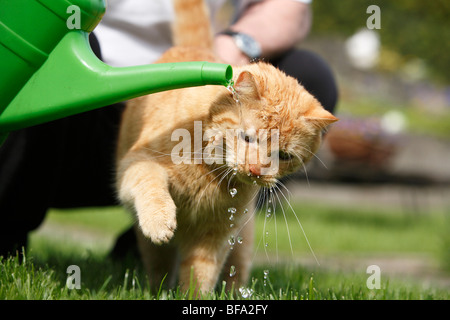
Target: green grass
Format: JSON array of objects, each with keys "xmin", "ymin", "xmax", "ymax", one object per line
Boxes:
[
  {"xmin": 2, "ymin": 251, "xmax": 447, "ymax": 300},
  {"xmin": 1, "ymin": 202, "xmax": 449, "ymax": 300},
  {"xmin": 255, "ymin": 201, "xmax": 448, "ymax": 256}
]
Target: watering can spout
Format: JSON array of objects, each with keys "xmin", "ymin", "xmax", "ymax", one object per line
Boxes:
[{"xmin": 0, "ymin": 31, "xmax": 232, "ymax": 133}]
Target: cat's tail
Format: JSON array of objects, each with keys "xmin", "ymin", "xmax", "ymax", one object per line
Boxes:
[{"xmin": 172, "ymin": 0, "xmax": 213, "ymax": 49}]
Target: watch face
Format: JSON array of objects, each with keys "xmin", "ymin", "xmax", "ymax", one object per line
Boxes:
[{"xmin": 234, "ymin": 33, "xmax": 262, "ymax": 59}]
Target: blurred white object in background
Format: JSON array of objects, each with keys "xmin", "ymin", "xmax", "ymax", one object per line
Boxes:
[
  {"xmin": 381, "ymin": 110, "xmax": 407, "ymax": 135},
  {"xmin": 345, "ymin": 29, "xmax": 380, "ymax": 70}
]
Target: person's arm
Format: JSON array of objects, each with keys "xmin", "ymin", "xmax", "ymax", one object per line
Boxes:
[{"xmin": 214, "ymin": 0, "xmax": 312, "ymax": 65}]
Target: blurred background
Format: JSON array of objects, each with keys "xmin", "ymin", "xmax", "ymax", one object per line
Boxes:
[{"xmin": 280, "ymin": 0, "xmax": 450, "ymax": 287}]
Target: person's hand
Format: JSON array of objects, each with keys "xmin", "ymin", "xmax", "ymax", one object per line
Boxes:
[
  {"xmin": 214, "ymin": 0, "xmax": 311, "ymax": 66},
  {"xmin": 214, "ymin": 34, "xmax": 251, "ymax": 66}
]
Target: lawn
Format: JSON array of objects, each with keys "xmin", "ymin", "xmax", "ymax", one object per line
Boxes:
[{"xmin": 1, "ymin": 200, "xmax": 448, "ymax": 300}]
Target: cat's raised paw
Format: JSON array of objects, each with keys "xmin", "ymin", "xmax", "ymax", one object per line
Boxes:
[{"xmin": 139, "ymin": 204, "xmax": 177, "ymax": 245}]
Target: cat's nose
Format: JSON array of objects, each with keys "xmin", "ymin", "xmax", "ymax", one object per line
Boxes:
[{"xmin": 249, "ymin": 164, "xmax": 261, "ymax": 177}]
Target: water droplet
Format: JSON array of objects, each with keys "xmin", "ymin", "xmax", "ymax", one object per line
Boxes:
[
  {"xmin": 229, "ymin": 265, "xmax": 236, "ymax": 277},
  {"xmin": 268, "ymin": 199, "xmax": 272, "ymax": 204},
  {"xmin": 228, "ymin": 235, "xmax": 235, "ymax": 249},
  {"xmin": 243, "ymin": 208, "xmax": 249, "ymax": 214},
  {"xmin": 227, "ymin": 82, "xmax": 240, "ymax": 104},
  {"xmin": 229, "ymin": 214, "xmax": 234, "ymax": 221},
  {"xmin": 263, "ymin": 269, "xmax": 270, "ymax": 286},
  {"xmin": 228, "ymin": 207, "xmax": 236, "ymax": 214},
  {"xmin": 237, "ymin": 236, "xmax": 243, "ymax": 244},
  {"xmin": 266, "ymin": 206, "xmax": 272, "ymax": 218},
  {"xmin": 265, "ymin": 243, "xmax": 269, "ymax": 247},
  {"xmin": 229, "ymin": 188, "xmax": 237, "ymax": 198},
  {"xmin": 229, "ymin": 223, "xmax": 234, "ymax": 228},
  {"xmin": 252, "ymin": 180, "xmax": 257, "ymax": 185},
  {"xmin": 239, "ymin": 287, "xmax": 254, "ymax": 299}
]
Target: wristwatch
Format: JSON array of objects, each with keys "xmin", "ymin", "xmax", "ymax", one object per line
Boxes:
[{"xmin": 220, "ymin": 30, "xmax": 262, "ymax": 60}]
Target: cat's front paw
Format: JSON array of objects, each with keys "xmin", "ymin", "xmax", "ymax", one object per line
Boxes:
[{"xmin": 138, "ymin": 201, "xmax": 177, "ymax": 245}]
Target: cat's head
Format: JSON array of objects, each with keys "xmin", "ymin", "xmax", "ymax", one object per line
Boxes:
[{"xmin": 206, "ymin": 62, "xmax": 337, "ymax": 187}]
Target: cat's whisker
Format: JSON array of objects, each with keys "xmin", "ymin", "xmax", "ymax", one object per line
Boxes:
[
  {"xmin": 143, "ymin": 145, "xmax": 231, "ymax": 164},
  {"xmin": 204, "ymin": 166, "xmax": 235, "ymax": 212},
  {"xmin": 252, "ymin": 190, "xmax": 264, "ymax": 260},
  {"xmin": 143, "ymin": 146, "xmax": 206, "ymax": 157},
  {"xmin": 236, "ymin": 190, "xmax": 259, "ymax": 233},
  {"xmin": 214, "ymin": 167, "xmax": 234, "ymax": 193},
  {"xmin": 207, "ymin": 167, "xmax": 233, "ymax": 211},
  {"xmin": 298, "ymin": 144, "xmax": 328, "ymax": 170},
  {"xmin": 140, "ymin": 148, "xmax": 174, "ymax": 159},
  {"xmin": 277, "ymin": 185, "xmax": 320, "ymax": 266},
  {"xmin": 303, "ymin": 165, "xmax": 311, "ymax": 187},
  {"xmin": 197, "ymin": 165, "xmax": 231, "ymax": 210},
  {"xmin": 194, "ymin": 165, "xmax": 230, "ymax": 212},
  {"xmin": 276, "ymin": 179, "xmax": 293, "ymax": 200},
  {"xmin": 273, "ymin": 184, "xmax": 294, "ymax": 258},
  {"xmin": 197, "ymin": 164, "xmax": 228, "ymax": 180},
  {"xmin": 249, "ymin": 185, "xmax": 262, "ymax": 205},
  {"xmin": 235, "ymin": 188, "xmax": 261, "ymax": 248},
  {"xmin": 261, "ymin": 187, "xmax": 271, "ymax": 263},
  {"xmin": 291, "ymin": 150, "xmax": 310, "ymax": 187},
  {"xmin": 226, "ymin": 166, "xmax": 238, "ymax": 192},
  {"xmin": 141, "ymin": 146, "xmax": 171, "ymax": 156},
  {"xmin": 196, "ymin": 145, "xmax": 228, "ymax": 162},
  {"xmin": 269, "ymin": 185, "xmax": 279, "ymax": 263},
  {"xmin": 250, "ymin": 188, "xmax": 267, "ymax": 266},
  {"xmin": 202, "ymin": 145, "xmax": 228, "ymax": 164}
]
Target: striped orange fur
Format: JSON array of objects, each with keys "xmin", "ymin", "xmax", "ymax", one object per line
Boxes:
[{"xmin": 116, "ymin": 0, "xmax": 337, "ymax": 294}]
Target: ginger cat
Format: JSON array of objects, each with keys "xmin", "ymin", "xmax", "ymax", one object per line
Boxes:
[{"xmin": 115, "ymin": 0, "xmax": 337, "ymax": 294}]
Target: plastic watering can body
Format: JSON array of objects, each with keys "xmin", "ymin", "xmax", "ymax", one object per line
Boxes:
[
  {"xmin": 0, "ymin": 0, "xmax": 106, "ymax": 116},
  {"xmin": 0, "ymin": 0, "xmax": 232, "ymax": 141}
]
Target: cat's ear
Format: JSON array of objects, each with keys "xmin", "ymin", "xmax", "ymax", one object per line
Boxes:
[
  {"xmin": 304, "ymin": 107, "xmax": 338, "ymax": 128},
  {"xmin": 234, "ymin": 71, "xmax": 260, "ymax": 99}
]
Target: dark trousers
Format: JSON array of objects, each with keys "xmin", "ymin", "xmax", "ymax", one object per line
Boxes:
[{"xmin": 0, "ymin": 34, "xmax": 338, "ymax": 257}]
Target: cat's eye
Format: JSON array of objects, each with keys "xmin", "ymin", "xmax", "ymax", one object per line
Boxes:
[
  {"xmin": 240, "ymin": 131, "xmax": 255, "ymax": 143},
  {"xmin": 278, "ymin": 150, "xmax": 293, "ymax": 161}
]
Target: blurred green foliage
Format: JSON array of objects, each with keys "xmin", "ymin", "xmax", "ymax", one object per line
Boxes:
[{"xmin": 311, "ymin": 0, "xmax": 450, "ymax": 84}]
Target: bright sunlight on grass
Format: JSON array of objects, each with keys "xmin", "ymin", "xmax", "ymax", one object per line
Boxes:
[{"xmin": 0, "ymin": 201, "xmax": 446, "ymax": 300}]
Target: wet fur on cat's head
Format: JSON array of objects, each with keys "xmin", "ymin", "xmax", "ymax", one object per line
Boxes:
[{"xmin": 205, "ymin": 62, "xmax": 338, "ymax": 187}]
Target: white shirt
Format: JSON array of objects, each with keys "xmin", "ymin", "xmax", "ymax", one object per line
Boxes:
[{"xmin": 95, "ymin": 0, "xmax": 311, "ymax": 67}]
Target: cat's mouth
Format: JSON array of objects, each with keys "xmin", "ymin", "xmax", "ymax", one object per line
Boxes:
[{"xmin": 234, "ymin": 169, "xmax": 278, "ymax": 187}]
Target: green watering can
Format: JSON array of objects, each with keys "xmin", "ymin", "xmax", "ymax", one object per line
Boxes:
[{"xmin": 0, "ymin": 0, "xmax": 233, "ymax": 144}]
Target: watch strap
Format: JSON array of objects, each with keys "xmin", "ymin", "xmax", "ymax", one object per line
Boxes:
[
  {"xmin": 218, "ymin": 29, "xmax": 262, "ymax": 60},
  {"xmin": 220, "ymin": 30, "xmax": 240, "ymax": 37}
]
